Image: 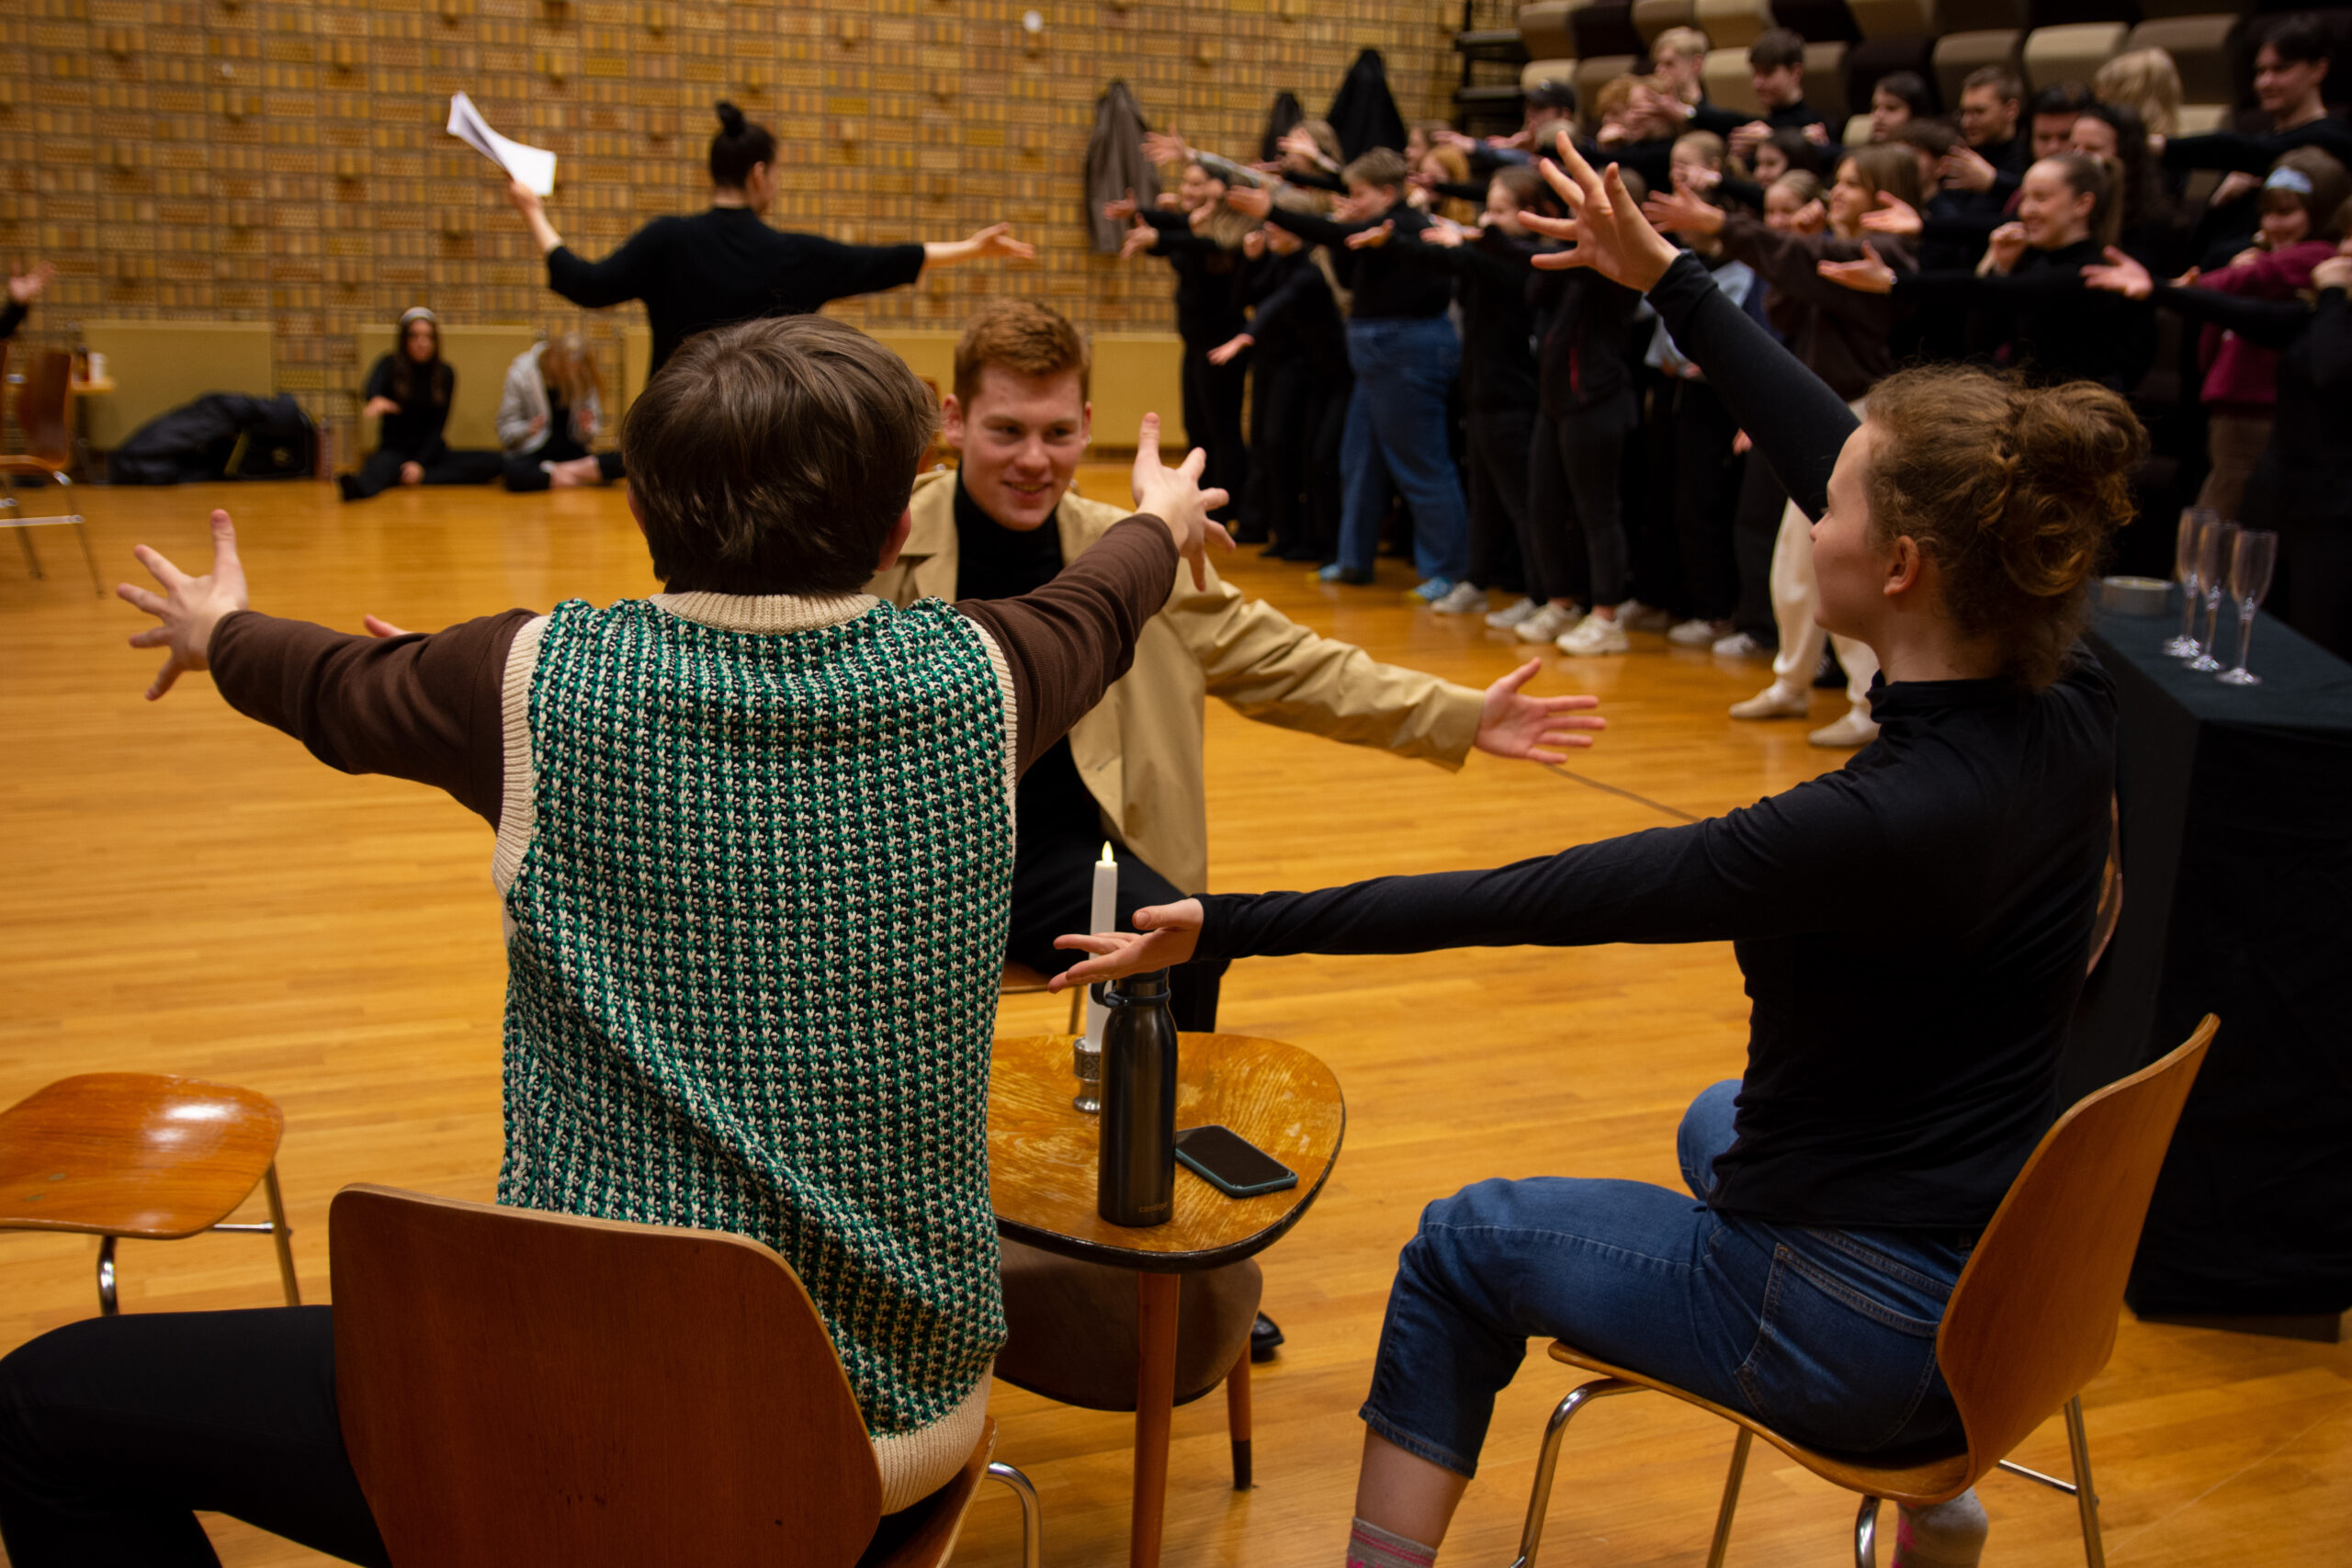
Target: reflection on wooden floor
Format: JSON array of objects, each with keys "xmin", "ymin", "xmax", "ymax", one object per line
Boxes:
[{"xmin": 2, "ymin": 472, "xmax": 2342, "ymax": 1567}]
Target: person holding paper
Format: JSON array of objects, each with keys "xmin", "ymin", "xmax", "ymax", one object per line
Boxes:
[{"xmin": 507, "ymin": 101, "xmax": 1036, "ymax": 375}]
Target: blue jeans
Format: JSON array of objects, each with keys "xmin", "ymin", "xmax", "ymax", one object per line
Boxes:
[
  {"xmin": 1338, "ymin": 318, "xmax": 1469, "ymax": 582},
  {"xmin": 1361, "ymin": 1082, "xmax": 1971, "ymax": 1479}
]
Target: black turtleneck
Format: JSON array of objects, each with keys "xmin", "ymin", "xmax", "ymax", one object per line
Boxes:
[
  {"xmin": 1177, "ymin": 253, "xmax": 2119, "ymax": 1233},
  {"xmin": 1892, "ymin": 238, "xmax": 2157, "ymax": 392}
]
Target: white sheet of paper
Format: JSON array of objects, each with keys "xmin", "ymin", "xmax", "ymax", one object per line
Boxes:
[{"xmin": 445, "ymin": 92, "xmax": 557, "ymax": 197}]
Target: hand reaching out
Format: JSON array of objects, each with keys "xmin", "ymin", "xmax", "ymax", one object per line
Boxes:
[
  {"xmin": 1860, "ymin": 192, "xmax": 1922, "ymax": 238},
  {"xmin": 1205, "ymin": 333, "xmax": 1253, "ymax": 367},
  {"xmin": 7, "ymin": 261, "xmax": 55, "ymax": 305},
  {"xmin": 963, "ymin": 222, "xmax": 1035, "ymax": 262},
  {"xmin": 118, "ymin": 510, "xmax": 250, "ymax": 701},
  {"xmin": 361, "ymin": 396, "xmax": 401, "ymax": 419},
  {"xmin": 1473, "ymin": 660, "xmax": 1605, "ymax": 763},
  {"xmin": 1985, "ymin": 221, "xmax": 2027, "ymax": 276},
  {"xmin": 1802, "ymin": 121, "xmax": 1830, "ymax": 146},
  {"xmin": 1415, "ymin": 219, "xmax": 1465, "ymax": 248},
  {"xmin": 1939, "ymin": 145, "xmax": 1996, "ymax": 194},
  {"xmin": 1732, "ymin": 429, "xmax": 1753, "ymax": 456},
  {"xmin": 1816, "ymin": 241, "xmax": 1896, "ymax": 294},
  {"xmin": 1525, "ymin": 130, "xmax": 1681, "ymax": 292},
  {"xmin": 1102, "ymin": 189, "xmax": 1140, "ymax": 223},
  {"xmin": 1241, "ymin": 228, "xmax": 1267, "ymax": 259},
  {"xmin": 1641, "ymin": 185, "xmax": 1723, "ymax": 237},
  {"xmin": 1120, "ymin": 221, "xmax": 1158, "ymax": 260},
  {"xmin": 1224, "ymin": 184, "xmax": 1273, "ymax": 220},
  {"xmin": 2315, "ymin": 255, "xmax": 2352, "ymax": 292},
  {"xmin": 2081, "ymin": 246, "xmax": 2154, "ymax": 300},
  {"xmin": 1344, "ymin": 220, "xmax": 1395, "ymax": 251},
  {"xmin": 362, "ymin": 615, "xmax": 413, "ymax": 638},
  {"xmin": 1142, "ymin": 130, "xmax": 1190, "ymax": 167},
  {"xmin": 1727, "ymin": 121, "xmax": 1770, "ymax": 163},
  {"xmin": 1048, "ymin": 899, "xmax": 1205, "ymax": 993},
  {"xmin": 1127, "ymin": 413, "xmax": 1234, "ymax": 590}
]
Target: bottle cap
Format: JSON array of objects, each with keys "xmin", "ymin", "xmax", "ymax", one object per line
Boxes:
[{"xmin": 1104, "ymin": 967, "xmax": 1172, "ymax": 1004}]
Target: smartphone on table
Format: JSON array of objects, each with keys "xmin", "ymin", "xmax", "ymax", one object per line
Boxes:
[{"xmin": 1174, "ymin": 1124, "xmax": 1298, "ymax": 1198}]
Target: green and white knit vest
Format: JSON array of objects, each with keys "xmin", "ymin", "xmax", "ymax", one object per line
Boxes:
[{"xmin": 496, "ymin": 593, "xmax": 1015, "ymax": 1449}]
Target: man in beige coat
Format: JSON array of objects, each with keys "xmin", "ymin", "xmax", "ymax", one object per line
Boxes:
[{"xmin": 870, "ymin": 299, "xmax": 1602, "ymax": 1035}]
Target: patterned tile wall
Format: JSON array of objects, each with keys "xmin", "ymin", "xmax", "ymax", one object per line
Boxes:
[{"xmin": 0, "ymin": 0, "xmax": 1473, "ymax": 456}]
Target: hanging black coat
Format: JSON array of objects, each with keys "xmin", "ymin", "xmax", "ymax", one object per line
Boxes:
[
  {"xmin": 1260, "ymin": 90, "xmax": 1305, "ymax": 163},
  {"xmin": 1326, "ymin": 49, "xmax": 1406, "ymax": 162},
  {"xmin": 1085, "ymin": 81, "xmax": 1157, "ymax": 254}
]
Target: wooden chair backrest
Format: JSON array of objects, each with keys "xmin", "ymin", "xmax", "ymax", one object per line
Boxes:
[
  {"xmin": 330, "ymin": 1184, "xmax": 885, "ymax": 1568},
  {"xmin": 13, "ymin": 350, "xmax": 74, "ymax": 467},
  {"xmin": 1938, "ymin": 1016, "xmax": 2217, "ymax": 1478}
]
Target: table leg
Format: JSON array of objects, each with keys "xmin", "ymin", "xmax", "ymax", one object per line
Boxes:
[
  {"xmin": 1132, "ymin": 1271, "xmax": 1180, "ymax": 1568},
  {"xmin": 1226, "ymin": 1354, "xmax": 1252, "ymax": 1490}
]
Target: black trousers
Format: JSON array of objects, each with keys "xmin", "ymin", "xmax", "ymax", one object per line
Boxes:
[
  {"xmin": 1463, "ymin": 405, "xmax": 1532, "ymax": 594},
  {"xmin": 342, "ymin": 443, "xmax": 503, "ymax": 501},
  {"xmin": 1525, "ymin": 401, "xmax": 1639, "ymax": 610},
  {"xmin": 1645, "ymin": 378, "xmax": 1743, "ymax": 623},
  {"xmin": 1180, "ymin": 342, "xmax": 1251, "ymax": 528},
  {"xmin": 1729, "ymin": 446, "xmax": 1788, "ymax": 644},
  {"xmin": 0, "ymin": 1307, "xmax": 390, "ymax": 1568},
  {"xmin": 502, "ymin": 445, "xmax": 624, "ymax": 493},
  {"xmin": 1005, "ymin": 829, "xmax": 1228, "ymax": 1032},
  {"xmin": 1250, "ymin": 355, "xmax": 1350, "ymax": 561}
]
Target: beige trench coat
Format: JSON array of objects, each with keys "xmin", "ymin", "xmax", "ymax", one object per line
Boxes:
[{"xmin": 867, "ymin": 469, "xmax": 1484, "ymax": 895}]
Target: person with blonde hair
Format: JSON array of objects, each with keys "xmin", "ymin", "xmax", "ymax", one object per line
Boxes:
[
  {"xmin": 1053, "ymin": 133, "xmax": 2146, "ymax": 1568},
  {"xmin": 496, "ymin": 333, "xmax": 623, "ymax": 491},
  {"xmin": 1650, "ymin": 26, "xmax": 1712, "ymax": 107},
  {"xmin": 2093, "ymin": 47, "xmax": 2183, "ymax": 141}
]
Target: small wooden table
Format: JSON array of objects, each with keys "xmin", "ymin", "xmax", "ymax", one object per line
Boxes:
[{"xmin": 989, "ymin": 1032, "xmax": 1344, "ymax": 1568}]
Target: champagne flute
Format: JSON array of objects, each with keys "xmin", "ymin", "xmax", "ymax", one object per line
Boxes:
[
  {"xmin": 2165, "ymin": 507, "xmax": 2214, "ymax": 657},
  {"xmin": 2185, "ymin": 519, "xmax": 2239, "ymax": 672},
  {"xmin": 2217, "ymin": 529, "xmax": 2278, "ymax": 686}
]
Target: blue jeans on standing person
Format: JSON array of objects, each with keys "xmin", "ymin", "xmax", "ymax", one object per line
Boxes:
[
  {"xmin": 1338, "ymin": 317, "xmax": 1470, "ymax": 584},
  {"xmin": 1359, "ymin": 1081, "xmax": 1973, "ymax": 1480}
]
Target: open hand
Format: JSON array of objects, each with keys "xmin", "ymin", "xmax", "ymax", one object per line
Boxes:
[
  {"xmin": 1206, "ymin": 333, "xmax": 1253, "ymax": 367},
  {"xmin": 1224, "ymin": 184, "xmax": 1273, "ymax": 220},
  {"xmin": 2315, "ymin": 255, "xmax": 2352, "ymax": 293},
  {"xmin": 361, "ymin": 396, "xmax": 400, "ymax": 419},
  {"xmin": 1344, "ymin": 220, "xmax": 1395, "ymax": 251},
  {"xmin": 1728, "ymin": 121, "xmax": 1770, "ymax": 162},
  {"xmin": 1102, "ymin": 190, "xmax": 1140, "ymax": 222},
  {"xmin": 1816, "ymin": 241, "xmax": 1896, "ymax": 294},
  {"xmin": 1527, "ymin": 130, "xmax": 1680, "ymax": 291},
  {"xmin": 1128, "ymin": 414, "xmax": 1234, "ymax": 591},
  {"xmin": 7, "ymin": 261, "xmax": 54, "ymax": 305},
  {"xmin": 1642, "ymin": 185, "xmax": 1723, "ymax": 237},
  {"xmin": 1473, "ymin": 660, "xmax": 1605, "ymax": 763},
  {"xmin": 1120, "ymin": 221, "xmax": 1158, "ymax": 260},
  {"xmin": 1142, "ymin": 130, "xmax": 1190, "ymax": 166},
  {"xmin": 118, "ymin": 509, "xmax": 249, "ymax": 701},
  {"xmin": 1860, "ymin": 192, "xmax": 1922, "ymax": 238},
  {"xmin": 965, "ymin": 222, "xmax": 1035, "ymax": 261},
  {"xmin": 1985, "ymin": 221, "xmax": 2027, "ymax": 275},
  {"xmin": 1241, "ymin": 228, "xmax": 1267, "ymax": 259},
  {"xmin": 1049, "ymin": 898, "xmax": 1205, "ymax": 992},
  {"xmin": 1802, "ymin": 121, "xmax": 1830, "ymax": 146},
  {"xmin": 1939, "ymin": 145, "xmax": 1996, "ymax": 194},
  {"xmin": 1415, "ymin": 219, "xmax": 1465, "ymax": 248},
  {"xmin": 2081, "ymin": 245, "xmax": 2153, "ymax": 300}
]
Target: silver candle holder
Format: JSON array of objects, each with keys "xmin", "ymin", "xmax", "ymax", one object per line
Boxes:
[{"xmin": 1072, "ymin": 1034, "xmax": 1102, "ymax": 1115}]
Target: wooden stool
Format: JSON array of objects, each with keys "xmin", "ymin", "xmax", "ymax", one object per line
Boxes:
[
  {"xmin": 1001, "ymin": 959, "xmax": 1084, "ymax": 1033},
  {"xmin": 0, "ymin": 1072, "xmax": 301, "ymax": 1314}
]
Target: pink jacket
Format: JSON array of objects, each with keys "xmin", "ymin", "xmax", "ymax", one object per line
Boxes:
[{"xmin": 2199, "ymin": 239, "xmax": 2340, "ymax": 412}]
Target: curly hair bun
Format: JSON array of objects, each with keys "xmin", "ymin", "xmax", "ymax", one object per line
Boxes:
[
  {"xmin": 1863, "ymin": 367, "xmax": 2147, "ymax": 688},
  {"xmin": 715, "ymin": 100, "xmax": 745, "ymax": 137}
]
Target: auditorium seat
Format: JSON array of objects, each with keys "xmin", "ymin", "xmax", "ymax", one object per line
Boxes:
[
  {"xmin": 1933, "ymin": 0, "xmax": 2029, "ymax": 108},
  {"xmin": 1844, "ymin": 111, "xmax": 1876, "ymax": 142},
  {"xmin": 2027, "ymin": 0, "xmax": 2143, "ymax": 25},
  {"xmin": 1703, "ymin": 47, "xmax": 1769, "ymax": 112},
  {"xmin": 1773, "ymin": 0, "xmax": 1861, "ymax": 43},
  {"xmin": 1842, "ymin": 0, "xmax": 1940, "ymax": 117},
  {"xmin": 1631, "ymin": 0, "xmax": 1698, "ymax": 42},
  {"xmin": 2174, "ymin": 102, "xmax": 2229, "ymax": 134},
  {"xmin": 2128, "ymin": 16, "xmax": 2239, "ymax": 107},
  {"xmin": 1519, "ymin": 1, "xmax": 1582, "ymax": 64},
  {"xmin": 1524, "ymin": 57, "xmax": 1581, "ymax": 89},
  {"xmin": 2024, "ymin": 22, "xmax": 2133, "ymax": 89},
  {"xmin": 1805, "ymin": 41, "xmax": 1855, "ymax": 117},
  {"xmin": 1577, "ymin": 53, "xmax": 1644, "ymax": 109},
  {"xmin": 1573, "ymin": 0, "xmax": 1649, "ymax": 62},
  {"xmin": 1846, "ymin": 0, "xmax": 1937, "ymax": 35},
  {"xmin": 2132, "ymin": 0, "xmax": 2215, "ymax": 14},
  {"xmin": 1697, "ymin": 0, "xmax": 1776, "ymax": 51}
]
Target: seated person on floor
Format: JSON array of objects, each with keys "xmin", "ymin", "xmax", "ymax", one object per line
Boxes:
[
  {"xmin": 338, "ymin": 307, "xmax": 505, "ymax": 502},
  {"xmin": 495, "ymin": 332, "xmax": 625, "ymax": 491},
  {"xmin": 0, "ymin": 315, "xmax": 1226, "ymax": 1563},
  {"xmin": 1053, "ymin": 136, "xmax": 2143, "ymax": 1568}
]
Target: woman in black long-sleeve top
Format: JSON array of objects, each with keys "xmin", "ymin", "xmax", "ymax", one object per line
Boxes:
[
  {"xmin": 339, "ymin": 309, "xmax": 504, "ymax": 502},
  {"xmin": 1051, "ymin": 140, "xmax": 2146, "ymax": 1568},
  {"xmin": 1212, "ymin": 216, "xmax": 1352, "ymax": 561},
  {"xmin": 503, "ymin": 103, "xmax": 1030, "ymax": 378},
  {"xmin": 2088, "ymin": 244, "xmax": 2352, "ymax": 657}
]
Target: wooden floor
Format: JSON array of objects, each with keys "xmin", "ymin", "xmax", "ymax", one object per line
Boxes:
[{"xmin": 2, "ymin": 472, "xmax": 2344, "ymax": 1566}]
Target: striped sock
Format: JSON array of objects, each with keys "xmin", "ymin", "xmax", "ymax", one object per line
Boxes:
[
  {"xmin": 1891, "ymin": 1489, "xmax": 1989, "ymax": 1568},
  {"xmin": 1346, "ymin": 1517, "xmax": 1438, "ymax": 1568}
]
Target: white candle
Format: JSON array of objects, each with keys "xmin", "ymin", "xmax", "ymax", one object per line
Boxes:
[{"xmin": 1084, "ymin": 841, "xmax": 1117, "ymax": 1046}]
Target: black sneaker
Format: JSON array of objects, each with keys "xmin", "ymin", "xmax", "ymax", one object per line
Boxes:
[{"xmin": 1250, "ymin": 1312, "xmax": 1284, "ymax": 1362}]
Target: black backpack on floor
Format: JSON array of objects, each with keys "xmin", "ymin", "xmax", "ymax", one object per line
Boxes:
[{"xmin": 109, "ymin": 393, "xmax": 316, "ymax": 485}]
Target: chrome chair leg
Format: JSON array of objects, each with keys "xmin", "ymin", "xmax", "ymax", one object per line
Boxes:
[
  {"xmin": 263, "ymin": 1162, "xmax": 301, "ymax": 1306},
  {"xmin": 1854, "ymin": 1495, "xmax": 1882, "ymax": 1568},
  {"xmin": 986, "ymin": 1459, "xmax": 1042, "ymax": 1568},
  {"xmin": 1506, "ymin": 1377, "xmax": 1641, "ymax": 1568},
  {"xmin": 1704, "ymin": 1428, "xmax": 1752, "ymax": 1568},
  {"xmin": 2064, "ymin": 1395, "xmax": 2107, "ymax": 1568},
  {"xmin": 96, "ymin": 1234, "xmax": 119, "ymax": 1315}
]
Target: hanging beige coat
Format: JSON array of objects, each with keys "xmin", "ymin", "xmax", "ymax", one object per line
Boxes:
[{"xmin": 867, "ymin": 468, "xmax": 1484, "ymax": 896}]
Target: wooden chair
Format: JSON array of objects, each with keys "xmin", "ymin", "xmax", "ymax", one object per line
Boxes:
[
  {"xmin": 0, "ymin": 344, "xmax": 101, "ymax": 594},
  {"xmin": 1507, "ymin": 1016, "xmax": 2219, "ymax": 1568},
  {"xmin": 330, "ymin": 1183, "xmax": 1041, "ymax": 1568},
  {"xmin": 1001, "ymin": 959, "xmax": 1085, "ymax": 1033},
  {"xmin": 0, "ymin": 1072, "xmax": 301, "ymax": 1314}
]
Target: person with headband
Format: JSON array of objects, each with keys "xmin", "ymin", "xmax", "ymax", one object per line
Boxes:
[
  {"xmin": 340, "ymin": 308, "xmax": 504, "ymax": 502},
  {"xmin": 506, "ymin": 101, "xmax": 1036, "ymax": 376}
]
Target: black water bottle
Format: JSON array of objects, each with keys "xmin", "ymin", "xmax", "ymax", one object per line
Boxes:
[{"xmin": 1096, "ymin": 968, "xmax": 1178, "ymax": 1227}]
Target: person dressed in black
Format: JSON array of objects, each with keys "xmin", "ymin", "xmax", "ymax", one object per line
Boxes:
[
  {"xmin": 1, "ymin": 260, "xmax": 53, "ymax": 343},
  {"xmin": 504, "ymin": 102, "xmax": 1034, "ymax": 378},
  {"xmin": 2086, "ymin": 242, "xmax": 2352, "ymax": 658},
  {"xmin": 338, "ymin": 309, "xmax": 504, "ymax": 502},
  {"xmin": 1104, "ymin": 161, "xmax": 1255, "ymax": 530},
  {"xmin": 1051, "ymin": 134, "xmax": 2145, "ymax": 1568}
]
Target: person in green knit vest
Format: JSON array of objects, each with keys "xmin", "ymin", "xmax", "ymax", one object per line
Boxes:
[{"xmin": 0, "ymin": 316, "xmax": 1227, "ymax": 1562}]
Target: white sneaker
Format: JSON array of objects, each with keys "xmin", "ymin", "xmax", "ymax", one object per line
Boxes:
[
  {"xmin": 1429, "ymin": 581, "xmax": 1487, "ymax": 615},
  {"xmin": 1616, "ymin": 600, "xmax": 1672, "ymax": 634},
  {"xmin": 1555, "ymin": 615, "xmax": 1630, "ymax": 655},
  {"xmin": 1668, "ymin": 617, "xmax": 1730, "ymax": 648},
  {"xmin": 1809, "ymin": 709, "xmax": 1882, "ymax": 749},
  {"xmin": 1711, "ymin": 630, "xmax": 1766, "ymax": 659},
  {"xmin": 1484, "ymin": 595, "xmax": 1540, "ymax": 629},
  {"xmin": 1729, "ymin": 683, "xmax": 1810, "ymax": 720},
  {"xmin": 1515, "ymin": 603, "xmax": 1581, "ymax": 643}
]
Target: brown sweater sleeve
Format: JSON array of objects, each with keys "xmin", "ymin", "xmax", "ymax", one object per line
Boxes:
[
  {"xmin": 207, "ymin": 607, "xmax": 535, "ymax": 828},
  {"xmin": 954, "ymin": 513, "xmax": 1176, "ymax": 775}
]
